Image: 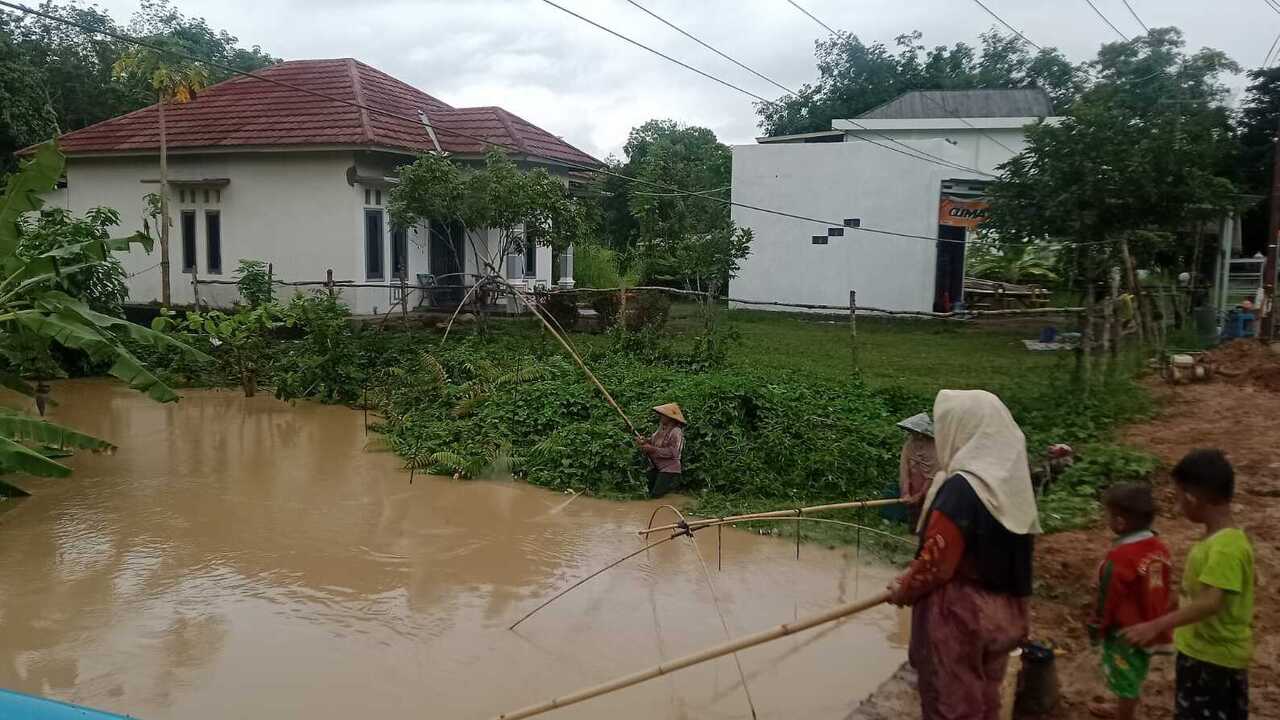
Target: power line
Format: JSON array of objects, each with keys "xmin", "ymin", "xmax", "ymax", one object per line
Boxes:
[
  {"xmin": 624, "ymin": 0, "xmax": 1021, "ymax": 163},
  {"xmin": 1265, "ymin": 0, "xmax": 1280, "ymax": 16},
  {"xmin": 1120, "ymin": 0, "xmax": 1150, "ymax": 33},
  {"xmin": 1265, "ymin": 30, "xmax": 1280, "ymax": 67},
  {"xmin": 624, "ymin": 0, "xmax": 792, "ymax": 96},
  {"xmin": 0, "ymin": 0, "xmax": 1119, "ymax": 252},
  {"xmin": 1082, "ymin": 0, "xmax": 1131, "ymax": 41},
  {"xmin": 967, "ymin": 0, "xmax": 1042, "ymax": 51},
  {"xmin": 784, "ymin": 0, "xmax": 839, "ymax": 36},
  {"xmin": 537, "ymin": 0, "xmax": 993, "ymax": 177}
]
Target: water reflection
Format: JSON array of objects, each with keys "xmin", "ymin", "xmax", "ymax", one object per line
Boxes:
[{"xmin": 0, "ymin": 380, "xmax": 903, "ymax": 719}]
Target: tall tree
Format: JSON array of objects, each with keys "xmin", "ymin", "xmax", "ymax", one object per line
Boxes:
[
  {"xmin": 757, "ymin": 30, "xmax": 1084, "ymax": 137},
  {"xmin": 984, "ymin": 28, "xmax": 1237, "ymax": 343},
  {"xmin": 0, "ymin": 0, "xmax": 276, "ymax": 172}
]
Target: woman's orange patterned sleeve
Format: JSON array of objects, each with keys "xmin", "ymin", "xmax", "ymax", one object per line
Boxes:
[{"xmin": 889, "ymin": 511, "xmax": 965, "ymax": 606}]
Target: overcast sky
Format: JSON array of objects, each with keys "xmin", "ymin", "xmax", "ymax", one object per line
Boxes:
[{"xmin": 84, "ymin": 0, "xmax": 1277, "ymax": 159}]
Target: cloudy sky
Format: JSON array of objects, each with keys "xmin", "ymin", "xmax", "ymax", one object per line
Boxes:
[{"xmin": 84, "ymin": 0, "xmax": 1278, "ymax": 159}]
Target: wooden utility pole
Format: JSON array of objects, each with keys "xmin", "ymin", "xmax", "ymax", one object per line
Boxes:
[
  {"xmin": 1265, "ymin": 117, "xmax": 1280, "ymax": 340},
  {"xmin": 848, "ymin": 289, "xmax": 857, "ymax": 369},
  {"xmin": 158, "ymin": 93, "xmax": 172, "ymax": 307}
]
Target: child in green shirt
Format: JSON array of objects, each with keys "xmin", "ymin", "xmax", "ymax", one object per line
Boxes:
[{"xmin": 1122, "ymin": 449, "xmax": 1254, "ymax": 720}]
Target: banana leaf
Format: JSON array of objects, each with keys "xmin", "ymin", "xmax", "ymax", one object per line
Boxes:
[
  {"xmin": 17, "ymin": 311, "xmax": 181, "ymax": 403},
  {"xmin": 0, "ymin": 435, "xmax": 74, "ymax": 478},
  {"xmin": 0, "ymin": 142, "xmax": 62, "ymax": 258},
  {"xmin": 0, "ymin": 408, "xmax": 113, "ymax": 453}
]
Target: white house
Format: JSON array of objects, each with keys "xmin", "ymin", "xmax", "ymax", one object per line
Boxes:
[
  {"xmin": 39, "ymin": 58, "xmax": 600, "ymax": 314},
  {"xmin": 730, "ymin": 89, "xmax": 1059, "ymax": 313}
]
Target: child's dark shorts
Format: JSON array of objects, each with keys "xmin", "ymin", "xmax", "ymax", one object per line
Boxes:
[{"xmin": 1176, "ymin": 652, "xmax": 1248, "ymax": 720}]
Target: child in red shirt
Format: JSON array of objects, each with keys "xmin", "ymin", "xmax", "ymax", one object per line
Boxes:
[{"xmin": 1088, "ymin": 482, "xmax": 1172, "ymax": 720}]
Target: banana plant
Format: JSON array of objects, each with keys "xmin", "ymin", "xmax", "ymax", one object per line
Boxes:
[{"xmin": 0, "ymin": 141, "xmax": 210, "ymax": 482}]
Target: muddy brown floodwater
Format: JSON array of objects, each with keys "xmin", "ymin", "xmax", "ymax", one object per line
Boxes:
[{"xmin": 0, "ymin": 380, "xmax": 904, "ymax": 720}]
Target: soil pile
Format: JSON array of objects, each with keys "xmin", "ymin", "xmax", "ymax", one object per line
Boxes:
[{"xmin": 1205, "ymin": 340, "xmax": 1280, "ymax": 393}]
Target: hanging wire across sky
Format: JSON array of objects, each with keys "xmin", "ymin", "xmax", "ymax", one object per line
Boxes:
[
  {"xmin": 1120, "ymin": 0, "xmax": 1151, "ymax": 34},
  {"xmin": 537, "ymin": 0, "xmax": 994, "ymax": 178},
  {"xmin": 0, "ymin": 0, "xmax": 1128, "ymax": 251},
  {"xmin": 1082, "ymin": 0, "xmax": 1132, "ymax": 40},
  {"xmin": 784, "ymin": 0, "xmax": 839, "ymax": 36}
]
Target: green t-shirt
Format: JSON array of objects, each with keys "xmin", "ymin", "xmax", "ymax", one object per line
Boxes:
[{"xmin": 1173, "ymin": 528, "xmax": 1255, "ymax": 669}]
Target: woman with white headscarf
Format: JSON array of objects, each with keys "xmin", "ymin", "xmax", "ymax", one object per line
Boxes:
[{"xmin": 887, "ymin": 389, "xmax": 1041, "ymax": 720}]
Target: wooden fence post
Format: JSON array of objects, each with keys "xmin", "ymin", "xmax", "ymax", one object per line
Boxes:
[
  {"xmin": 325, "ymin": 268, "xmax": 335, "ymax": 299},
  {"xmin": 191, "ymin": 265, "xmax": 201, "ymax": 309},
  {"xmin": 400, "ymin": 274, "xmax": 409, "ymax": 327},
  {"xmin": 849, "ymin": 289, "xmax": 857, "ymax": 370},
  {"xmin": 267, "ymin": 263, "xmax": 274, "ymax": 302}
]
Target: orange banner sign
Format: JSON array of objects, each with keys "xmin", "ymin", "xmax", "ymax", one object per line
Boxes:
[{"xmin": 939, "ymin": 196, "xmax": 989, "ymax": 228}]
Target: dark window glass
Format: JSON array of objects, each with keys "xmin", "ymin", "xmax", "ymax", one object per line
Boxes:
[
  {"xmin": 811, "ymin": 235, "xmax": 828, "ymax": 245},
  {"xmin": 375, "ymin": 189, "xmax": 382, "ymax": 206},
  {"xmin": 181, "ymin": 210, "xmax": 197, "ymax": 272},
  {"xmin": 524, "ymin": 236, "xmax": 536, "ymax": 277},
  {"xmin": 365, "ymin": 209, "xmax": 384, "ymax": 280},
  {"xmin": 828, "ymin": 227, "xmax": 844, "ymax": 237},
  {"xmin": 364, "ymin": 188, "xmax": 371, "ymax": 205},
  {"xmin": 203, "ymin": 189, "xmax": 210, "ymax": 203},
  {"xmin": 844, "ymin": 218, "xmax": 861, "ymax": 228},
  {"xmin": 391, "ymin": 226, "xmax": 408, "ymax": 280},
  {"xmin": 205, "ymin": 211, "xmax": 222, "ymax": 274}
]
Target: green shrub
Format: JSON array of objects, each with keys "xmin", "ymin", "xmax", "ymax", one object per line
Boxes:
[
  {"xmin": 236, "ymin": 259, "xmax": 273, "ymax": 307},
  {"xmin": 1058, "ymin": 443, "xmax": 1161, "ymax": 491},
  {"xmin": 572, "ymin": 244, "xmax": 623, "ymax": 288},
  {"xmin": 274, "ymin": 292, "xmax": 364, "ymax": 403},
  {"xmin": 372, "ymin": 344, "xmax": 902, "ymax": 503},
  {"xmin": 541, "ymin": 293, "xmax": 580, "ymax": 331}
]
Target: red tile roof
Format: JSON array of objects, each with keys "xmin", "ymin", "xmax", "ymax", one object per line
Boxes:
[{"xmin": 52, "ymin": 58, "xmax": 601, "ymax": 168}]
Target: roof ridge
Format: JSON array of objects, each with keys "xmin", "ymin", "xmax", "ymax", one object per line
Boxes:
[
  {"xmin": 346, "ymin": 59, "xmax": 374, "ymax": 144},
  {"xmin": 489, "ymin": 106, "xmax": 530, "ymax": 155},
  {"xmin": 350, "ymin": 59, "xmax": 453, "ymax": 110}
]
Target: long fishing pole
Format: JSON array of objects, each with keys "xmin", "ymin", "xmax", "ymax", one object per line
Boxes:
[
  {"xmin": 492, "ymin": 591, "xmax": 892, "ymax": 720},
  {"xmin": 639, "ymin": 497, "xmax": 904, "ymax": 536},
  {"xmin": 496, "ymin": 277, "xmax": 642, "ymax": 439}
]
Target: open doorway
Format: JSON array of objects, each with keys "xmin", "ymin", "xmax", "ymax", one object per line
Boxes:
[{"xmin": 934, "ymin": 225, "xmax": 966, "ymax": 312}]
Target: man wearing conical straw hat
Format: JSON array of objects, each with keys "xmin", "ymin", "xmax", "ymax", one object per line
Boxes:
[{"xmin": 638, "ymin": 403, "xmax": 686, "ymax": 499}]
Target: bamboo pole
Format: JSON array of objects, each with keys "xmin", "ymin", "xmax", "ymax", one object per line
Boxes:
[
  {"xmin": 497, "ymin": 277, "xmax": 642, "ymax": 438},
  {"xmin": 639, "ymin": 497, "xmax": 903, "ymax": 537},
  {"xmin": 492, "ymin": 591, "xmax": 892, "ymax": 720},
  {"xmin": 848, "ymin": 289, "xmax": 857, "ymax": 370}
]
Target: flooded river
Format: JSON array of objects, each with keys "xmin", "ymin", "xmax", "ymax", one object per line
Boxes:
[{"xmin": 0, "ymin": 380, "xmax": 904, "ymax": 719}]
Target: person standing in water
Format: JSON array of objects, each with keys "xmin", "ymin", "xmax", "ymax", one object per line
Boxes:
[
  {"xmin": 897, "ymin": 412, "xmax": 937, "ymax": 527},
  {"xmin": 638, "ymin": 403, "xmax": 686, "ymax": 499},
  {"xmin": 888, "ymin": 389, "xmax": 1040, "ymax": 720}
]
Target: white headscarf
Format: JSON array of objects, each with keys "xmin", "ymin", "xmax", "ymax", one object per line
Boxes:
[{"xmin": 915, "ymin": 389, "xmax": 1042, "ymax": 535}]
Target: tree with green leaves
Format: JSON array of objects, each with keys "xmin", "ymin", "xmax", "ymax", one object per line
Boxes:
[
  {"xmin": 984, "ymin": 28, "xmax": 1237, "ymax": 361},
  {"xmin": 0, "ymin": 0, "xmax": 276, "ymax": 172},
  {"xmin": 0, "ymin": 142, "xmax": 206, "ymax": 485},
  {"xmin": 390, "ymin": 149, "xmax": 588, "ymax": 280},
  {"xmin": 598, "ymin": 119, "xmax": 751, "ymax": 293},
  {"xmin": 758, "ymin": 30, "xmax": 1084, "ymax": 137}
]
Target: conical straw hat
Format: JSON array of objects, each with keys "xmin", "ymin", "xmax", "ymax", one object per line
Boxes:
[{"xmin": 652, "ymin": 403, "xmax": 687, "ymax": 425}]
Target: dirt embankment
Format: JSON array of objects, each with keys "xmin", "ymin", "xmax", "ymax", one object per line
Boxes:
[{"xmin": 852, "ymin": 369, "xmax": 1280, "ymax": 720}]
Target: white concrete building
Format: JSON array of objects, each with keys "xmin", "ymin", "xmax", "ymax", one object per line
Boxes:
[
  {"xmin": 731, "ymin": 89, "xmax": 1059, "ymax": 313},
  {"xmin": 40, "ymin": 59, "xmax": 598, "ymax": 314}
]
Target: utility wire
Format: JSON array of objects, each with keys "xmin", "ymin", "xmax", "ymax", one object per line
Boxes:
[
  {"xmin": 1082, "ymin": 0, "xmax": 1131, "ymax": 40},
  {"xmin": 1120, "ymin": 0, "xmax": 1150, "ymax": 33},
  {"xmin": 1265, "ymin": 0, "xmax": 1280, "ymax": 16},
  {"xmin": 0, "ymin": 0, "xmax": 1122, "ymax": 251},
  {"xmin": 967, "ymin": 0, "xmax": 1042, "ymax": 51},
  {"xmin": 539, "ymin": 0, "xmax": 991, "ymax": 177},
  {"xmin": 624, "ymin": 0, "xmax": 1020, "ymax": 164},
  {"xmin": 1265, "ymin": 30, "xmax": 1280, "ymax": 67},
  {"xmin": 624, "ymin": 0, "xmax": 792, "ymax": 96},
  {"xmin": 784, "ymin": 0, "xmax": 839, "ymax": 35}
]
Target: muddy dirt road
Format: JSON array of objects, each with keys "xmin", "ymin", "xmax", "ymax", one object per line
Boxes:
[{"xmin": 0, "ymin": 380, "xmax": 902, "ymax": 720}]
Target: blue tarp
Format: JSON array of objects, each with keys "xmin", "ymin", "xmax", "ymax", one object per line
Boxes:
[{"xmin": 0, "ymin": 689, "xmax": 133, "ymax": 719}]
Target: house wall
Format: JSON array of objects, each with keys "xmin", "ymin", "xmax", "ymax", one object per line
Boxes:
[
  {"xmin": 50, "ymin": 149, "xmax": 569, "ymax": 316},
  {"xmin": 52, "ymin": 151, "xmax": 373, "ymax": 310},
  {"xmin": 729, "ymin": 140, "xmax": 956, "ymax": 314}
]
